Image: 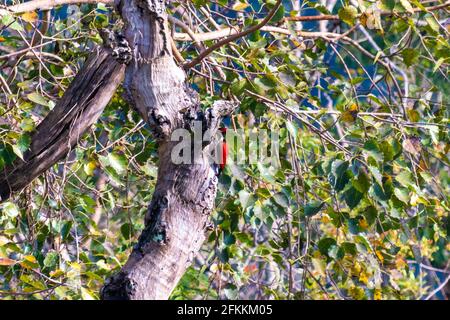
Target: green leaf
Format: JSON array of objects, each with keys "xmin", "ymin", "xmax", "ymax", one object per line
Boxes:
[
  {"xmin": 353, "ymin": 170, "xmax": 371, "ymax": 194},
  {"xmin": 61, "ymin": 221, "xmax": 72, "ymax": 240},
  {"xmin": 27, "ymin": 92, "xmax": 49, "ymax": 106},
  {"xmin": 80, "ymin": 287, "xmax": 96, "ymax": 300},
  {"xmin": 401, "ymin": 48, "xmax": 419, "ymax": 67},
  {"xmin": 425, "ymin": 14, "xmax": 440, "ymax": 32},
  {"xmin": 238, "ymin": 190, "xmax": 254, "ymax": 210},
  {"xmin": 394, "ymin": 188, "xmax": 410, "ymax": 203},
  {"xmin": 270, "ymin": 4, "xmax": 284, "ymax": 23},
  {"xmin": 121, "ymin": 223, "xmax": 132, "ymax": 240},
  {"xmin": 12, "ymin": 144, "xmax": 24, "ymax": 160},
  {"xmin": 97, "ymin": 3, "xmax": 108, "ymax": 11},
  {"xmin": 20, "ymin": 119, "xmax": 35, "ymax": 132},
  {"xmin": 318, "ymin": 238, "xmax": 337, "ymax": 257},
  {"xmin": 272, "ymin": 192, "xmax": 289, "ymax": 208},
  {"xmin": 363, "ymin": 206, "xmax": 378, "ymax": 225},
  {"xmin": 380, "ymin": 0, "xmax": 396, "ymax": 10},
  {"xmin": 0, "ymin": 12, "xmax": 23, "ymax": 31},
  {"xmin": 330, "ymin": 160, "xmax": 350, "ymax": 191},
  {"xmin": 223, "ymin": 232, "xmax": 236, "ymax": 246},
  {"xmin": 2, "ymin": 202, "xmax": 19, "ymax": 218},
  {"xmin": 257, "ymin": 163, "xmax": 276, "ymax": 183},
  {"xmin": 344, "ymin": 187, "xmax": 364, "ymax": 209},
  {"xmin": 43, "ymin": 251, "xmax": 59, "ymax": 268},
  {"xmin": 328, "ymin": 245, "xmax": 344, "ymax": 260},
  {"xmin": 368, "ymin": 166, "xmax": 383, "ymax": 187},
  {"xmin": 433, "ymin": 57, "xmax": 445, "ymax": 73},
  {"xmin": 363, "ymin": 139, "xmax": 384, "ymax": 163},
  {"xmin": 13, "ymin": 134, "xmax": 31, "ymax": 160},
  {"xmin": 230, "ymin": 79, "xmax": 247, "ymax": 95},
  {"xmin": 342, "ymin": 242, "xmax": 357, "ymax": 255},
  {"xmin": 107, "ymin": 152, "xmax": 127, "ymax": 174},
  {"xmin": 395, "ymin": 171, "xmax": 414, "ymax": 188}
]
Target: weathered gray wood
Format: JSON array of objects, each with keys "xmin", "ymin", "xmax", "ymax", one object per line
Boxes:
[
  {"xmin": 0, "ymin": 46, "xmax": 125, "ymax": 200},
  {"xmin": 101, "ymin": 0, "xmax": 235, "ymax": 300}
]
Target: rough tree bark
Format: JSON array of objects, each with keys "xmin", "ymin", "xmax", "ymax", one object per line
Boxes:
[
  {"xmin": 1, "ymin": 0, "xmax": 235, "ymax": 300},
  {"xmin": 100, "ymin": 0, "xmax": 235, "ymax": 299},
  {"xmin": 0, "ymin": 46, "xmax": 125, "ymax": 200}
]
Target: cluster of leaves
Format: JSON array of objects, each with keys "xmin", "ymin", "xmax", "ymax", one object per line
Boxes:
[
  {"xmin": 0, "ymin": 4, "xmax": 158, "ymax": 299},
  {"xmin": 0, "ymin": 0, "xmax": 449, "ymax": 300},
  {"xmin": 173, "ymin": 0, "xmax": 450, "ymax": 300}
]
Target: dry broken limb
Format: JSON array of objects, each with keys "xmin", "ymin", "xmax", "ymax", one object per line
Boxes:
[
  {"xmin": 1, "ymin": 0, "xmax": 238, "ymax": 300},
  {"xmin": 0, "ymin": 44, "xmax": 126, "ymax": 200}
]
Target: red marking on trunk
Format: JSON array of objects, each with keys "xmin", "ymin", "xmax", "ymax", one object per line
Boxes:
[
  {"xmin": 220, "ymin": 140, "xmax": 228, "ymax": 170},
  {"xmin": 219, "ymin": 127, "xmax": 227, "ymax": 171}
]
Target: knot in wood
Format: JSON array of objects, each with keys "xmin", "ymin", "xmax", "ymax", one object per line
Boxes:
[{"xmin": 137, "ymin": 0, "xmax": 167, "ymax": 18}]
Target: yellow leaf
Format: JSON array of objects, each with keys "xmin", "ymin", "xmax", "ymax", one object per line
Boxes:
[
  {"xmin": 232, "ymin": 2, "xmax": 250, "ymax": 11},
  {"xmin": 84, "ymin": 161, "xmax": 97, "ymax": 176},
  {"xmin": 358, "ymin": 218, "xmax": 369, "ymax": 229},
  {"xmin": 341, "ymin": 104, "xmax": 359, "ymax": 123},
  {"xmin": 266, "ymin": 45, "xmax": 278, "ymax": 52},
  {"xmin": 352, "ymin": 261, "xmax": 362, "ymax": 274},
  {"xmin": 0, "ymin": 36, "xmax": 5, "ymax": 42},
  {"xmin": 395, "ymin": 257, "xmax": 406, "ymax": 269},
  {"xmin": 373, "ymin": 51, "xmax": 382, "ymax": 64},
  {"xmin": 374, "ymin": 289, "xmax": 382, "ymax": 300},
  {"xmin": 0, "ymin": 236, "xmax": 9, "ymax": 246},
  {"xmin": 400, "ymin": 0, "xmax": 415, "ymax": 14},
  {"xmin": 21, "ymin": 11, "xmax": 38, "ymax": 23},
  {"xmin": 321, "ymin": 214, "xmax": 331, "ymax": 224},
  {"xmin": 407, "ymin": 109, "xmax": 420, "ymax": 122},
  {"xmin": 210, "ymin": 263, "xmax": 219, "ymax": 273},
  {"xmin": 0, "ymin": 257, "xmax": 17, "ymax": 266},
  {"xmin": 70, "ymin": 262, "xmax": 81, "ymax": 271},
  {"xmin": 418, "ymin": 159, "xmax": 428, "ymax": 171},
  {"xmin": 23, "ymin": 255, "xmax": 37, "ymax": 263},
  {"xmin": 50, "ymin": 269, "xmax": 65, "ymax": 278},
  {"xmin": 359, "ymin": 272, "xmax": 369, "ymax": 285},
  {"xmin": 375, "ymin": 250, "xmax": 384, "ymax": 263},
  {"xmin": 349, "ymin": 285, "xmax": 365, "ymax": 299},
  {"xmin": 19, "ymin": 255, "xmax": 39, "ymax": 269},
  {"xmin": 359, "ymin": 12, "xmax": 368, "ymax": 27}
]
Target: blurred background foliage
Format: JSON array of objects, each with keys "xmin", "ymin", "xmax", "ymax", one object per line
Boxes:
[{"xmin": 0, "ymin": 0, "xmax": 449, "ymax": 300}]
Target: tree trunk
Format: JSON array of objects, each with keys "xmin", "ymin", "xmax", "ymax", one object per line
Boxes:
[
  {"xmin": 0, "ymin": 0, "xmax": 233, "ymax": 300},
  {"xmin": 0, "ymin": 46, "xmax": 125, "ymax": 200},
  {"xmin": 101, "ymin": 0, "xmax": 234, "ymax": 299}
]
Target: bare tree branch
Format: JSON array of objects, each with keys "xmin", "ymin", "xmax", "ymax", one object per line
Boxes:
[{"xmin": 183, "ymin": 0, "xmax": 283, "ymax": 69}]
